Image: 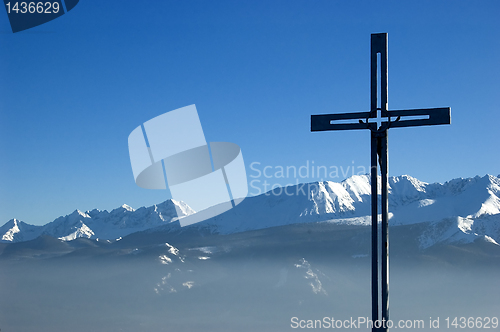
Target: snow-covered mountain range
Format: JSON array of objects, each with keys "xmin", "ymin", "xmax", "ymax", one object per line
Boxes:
[
  {"xmin": 2, "ymin": 174, "xmax": 500, "ymax": 249},
  {"xmin": 1, "ymin": 199, "xmax": 195, "ymax": 243}
]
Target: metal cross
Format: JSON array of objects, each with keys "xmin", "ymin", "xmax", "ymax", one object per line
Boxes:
[{"xmin": 311, "ymin": 33, "xmax": 450, "ymax": 332}]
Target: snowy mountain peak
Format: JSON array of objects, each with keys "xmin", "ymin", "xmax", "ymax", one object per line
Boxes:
[
  {"xmin": 1, "ymin": 219, "xmax": 21, "ymax": 241},
  {"xmin": 169, "ymin": 199, "xmax": 196, "ymax": 217},
  {"xmin": 0, "ymin": 218, "xmax": 42, "ymax": 243},
  {"xmin": 71, "ymin": 210, "xmax": 91, "ymax": 219},
  {"xmin": 486, "ymin": 174, "xmax": 500, "ymax": 191},
  {"xmin": 390, "ymin": 174, "xmax": 427, "ymax": 192},
  {"xmin": 340, "ymin": 174, "xmax": 372, "ymax": 201},
  {"xmin": 58, "ymin": 221, "xmax": 95, "ymax": 241},
  {"xmin": 5, "ymin": 218, "xmax": 21, "ymax": 227},
  {"xmin": 121, "ymin": 204, "xmax": 135, "ymax": 212}
]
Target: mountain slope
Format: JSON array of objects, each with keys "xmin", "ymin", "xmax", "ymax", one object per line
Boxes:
[{"xmin": 183, "ymin": 174, "xmax": 500, "ymax": 235}]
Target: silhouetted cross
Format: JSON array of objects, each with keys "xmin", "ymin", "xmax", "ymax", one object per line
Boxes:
[{"xmin": 311, "ymin": 33, "xmax": 450, "ymax": 332}]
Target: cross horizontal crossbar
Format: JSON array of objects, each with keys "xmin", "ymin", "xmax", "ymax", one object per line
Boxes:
[
  {"xmin": 386, "ymin": 107, "xmax": 450, "ymax": 128},
  {"xmin": 311, "ymin": 111, "xmax": 375, "ymax": 131},
  {"xmin": 311, "ymin": 107, "xmax": 450, "ymax": 132}
]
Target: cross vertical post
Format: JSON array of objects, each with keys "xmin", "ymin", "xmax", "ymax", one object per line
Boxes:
[
  {"xmin": 310, "ymin": 32, "xmax": 451, "ymax": 332},
  {"xmin": 370, "ymin": 131, "xmax": 378, "ymax": 325},
  {"xmin": 371, "ymin": 32, "xmax": 390, "ymax": 332}
]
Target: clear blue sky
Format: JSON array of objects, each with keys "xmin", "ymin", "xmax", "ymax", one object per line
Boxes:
[{"xmin": 1, "ymin": 0, "xmax": 498, "ymax": 225}]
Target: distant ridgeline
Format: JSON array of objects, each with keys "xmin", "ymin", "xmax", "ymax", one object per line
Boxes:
[{"xmin": 1, "ymin": 174, "xmax": 499, "ymax": 250}]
